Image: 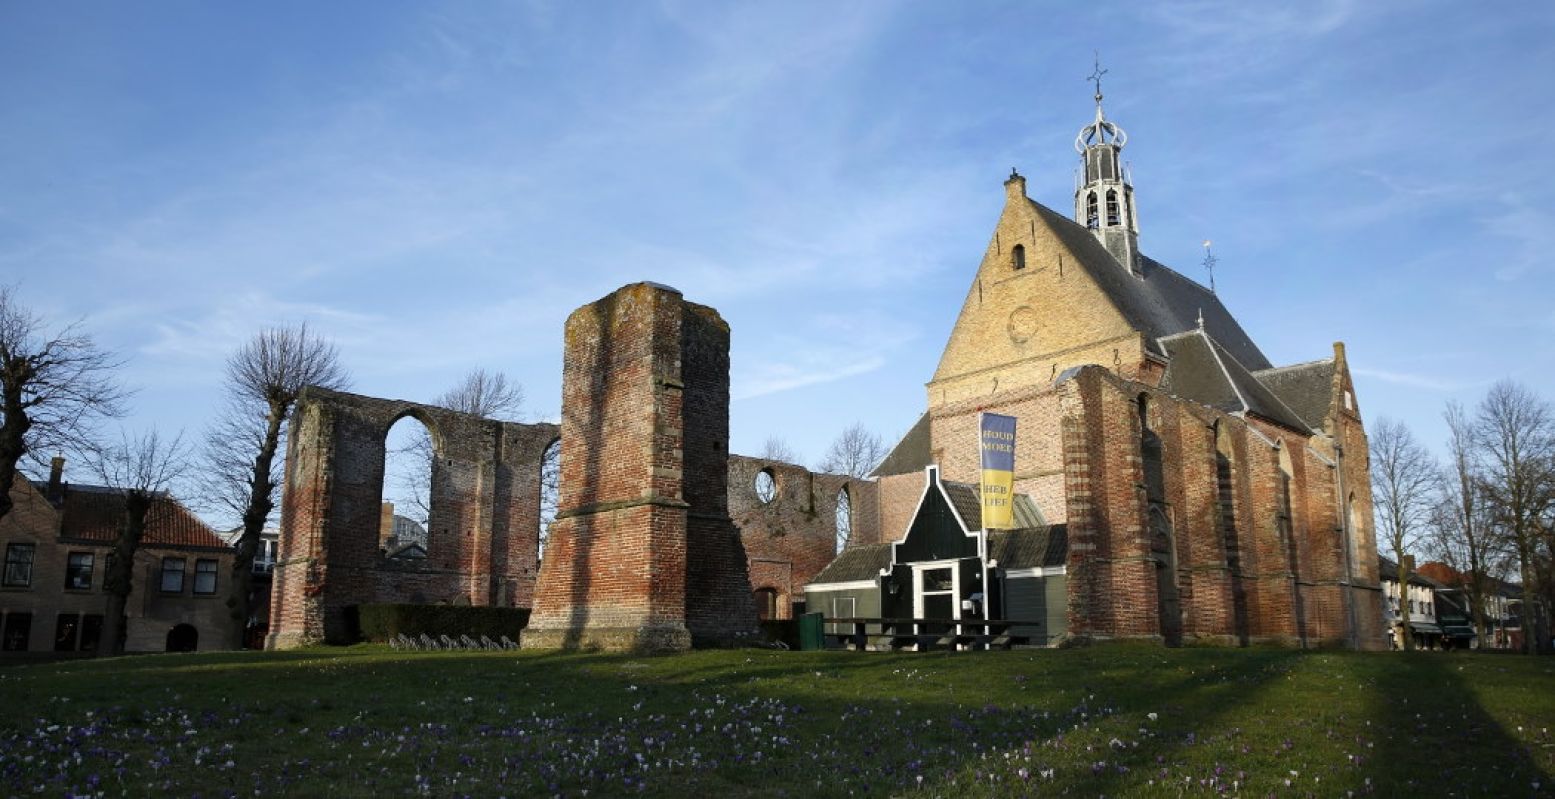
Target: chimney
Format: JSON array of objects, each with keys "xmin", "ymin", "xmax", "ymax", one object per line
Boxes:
[{"xmin": 48, "ymin": 455, "xmax": 65, "ymax": 503}]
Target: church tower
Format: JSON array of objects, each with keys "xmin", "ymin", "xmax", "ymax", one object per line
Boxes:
[{"xmin": 1074, "ymin": 59, "xmax": 1140, "ymax": 275}]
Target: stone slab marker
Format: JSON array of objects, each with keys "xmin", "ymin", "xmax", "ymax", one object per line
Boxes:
[{"xmin": 523, "ymin": 282, "xmax": 758, "ymax": 652}]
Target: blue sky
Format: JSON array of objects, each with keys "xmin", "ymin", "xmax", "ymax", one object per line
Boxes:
[{"xmin": 3, "ymin": 2, "xmax": 1553, "ymax": 520}]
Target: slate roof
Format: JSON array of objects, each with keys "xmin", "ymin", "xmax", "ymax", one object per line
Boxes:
[
  {"xmin": 1028, "ymin": 201, "xmax": 1272, "ymax": 371},
  {"xmin": 44, "ymin": 483, "xmax": 229, "ymax": 550},
  {"xmin": 808, "ymin": 524, "xmax": 1065, "ymax": 586},
  {"xmin": 809, "ymin": 543, "xmax": 892, "ymax": 584},
  {"xmin": 941, "ymin": 481, "xmax": 1045, "ymax": 531},
  {"xmin": 1158, "ymin": 329, "xmax": 1312, "ymax": 432},
  {"xmin": 872, "ymin": 412, "xmax": 931, "ymax": 477},
  {"xmin": 1253, "ymin": 359, "xmax": 1336, "ymax": 431},
  {"xmin": 988, "ymin": 524, "xmax": 1067, "ymax": 570}
]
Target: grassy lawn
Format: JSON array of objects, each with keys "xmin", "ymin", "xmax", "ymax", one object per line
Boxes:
[{"xmin": 1, "ymin": 643, "xmax": 1552, "ymax": 797}]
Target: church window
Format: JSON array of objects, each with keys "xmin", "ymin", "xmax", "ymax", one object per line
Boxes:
[
  {"xmin": 1106, "ymin": 190, "xmax": 1120, "ymax": 226},
  {"xmin": 1276, "ymin": 444, "xmax": 1294, "ymax": 546},
  {"xmin": 754, "ymin": 469, "xmax": 776, "ymax": 504},
  {"xmin": 1086, "ymin": 193, "xmax": 1099, "ymax": 229},
  {"xmin": 1011, "ymin": 244, "xmax": 1025, "ymax": 270},
  {"xmin": 835, "ymin": 486, "xmax": 852, "ymax": 553}
]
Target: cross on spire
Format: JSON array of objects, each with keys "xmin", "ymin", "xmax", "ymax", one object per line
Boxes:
[
  {"xmin": 1202, "ymin": 240, "xmax": 1218, "ymax": 295},
  {"xmin": 1087, "ymin": 52, "xmax": 1108, "ymax": 104}
]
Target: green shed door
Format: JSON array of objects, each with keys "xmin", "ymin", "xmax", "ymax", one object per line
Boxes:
[{"xmin": 1004, "ymin": 576, "xmax": 1046, "ymax": 641}]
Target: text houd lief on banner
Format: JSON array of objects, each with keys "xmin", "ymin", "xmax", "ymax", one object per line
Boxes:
[{"xmin": 979, "ymin": 413, "xmax": 1016, "ymax": 529}]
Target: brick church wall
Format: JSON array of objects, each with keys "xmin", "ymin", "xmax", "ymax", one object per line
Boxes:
[{"xmin": 913, "ymin": 362, "xmax": 1384, "ymax": 649}]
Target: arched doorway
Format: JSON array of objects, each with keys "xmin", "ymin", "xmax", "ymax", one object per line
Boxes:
[{"xmin": 165, "ymin": 623, "xmax": 198, "ymax": 652}]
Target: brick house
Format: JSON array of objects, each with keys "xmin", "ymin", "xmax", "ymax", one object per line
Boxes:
[
  {"xmin": 861, "ymin": 81, "xmax": 1386, "ymax": 649},
  {"xmin": 0, "ymin": 459, "xmax": 239, "ymax": 656}
]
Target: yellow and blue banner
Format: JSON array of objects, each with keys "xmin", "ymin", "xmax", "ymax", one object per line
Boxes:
[{"xmin": 979, "ymin": 412, "xmax": 1017, "ymax": 529}]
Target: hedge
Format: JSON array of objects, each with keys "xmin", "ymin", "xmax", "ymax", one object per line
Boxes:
[{"xmin": 356, "ymin": 603, "xmax": 531, "ymax": 642}]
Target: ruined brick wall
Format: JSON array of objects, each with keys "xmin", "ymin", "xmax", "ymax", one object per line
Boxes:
[
  {"xmin": 524, "ymin": 283, "xmax": 756, "ymax": 652},
  {"xmin": 267, "ymin": 388, "xmax": 554, "ymax": 649},
  {"xmin": 727, "ymin": 454, "xmax": 878, "ymax": 616}
]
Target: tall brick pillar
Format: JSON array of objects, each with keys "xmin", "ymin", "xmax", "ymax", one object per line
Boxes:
[{"xmin": 523, "ymin": 283, "xmax": 757, "ymax": 652}]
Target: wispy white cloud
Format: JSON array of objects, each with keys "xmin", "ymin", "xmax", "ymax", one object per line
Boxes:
[
  {"xmin": 734, "ymin": 355, "xmax": 885, "ymax": 401},
  {"xmin": 1485, "ymin": 193, "xmax": 1555, "ymax": 282},
  {"xmin": 1352, "ymin": 367, "xmax": 1482, "ymax": 393}
]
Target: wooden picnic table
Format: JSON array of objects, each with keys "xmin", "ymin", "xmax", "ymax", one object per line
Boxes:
[{"xmin": 822, "ymin": 617, "xmax": 1048, "ymax": 651}]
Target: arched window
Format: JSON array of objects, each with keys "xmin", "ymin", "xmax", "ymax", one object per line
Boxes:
[
  {"xmin": 1011, "ymin": 244, "xmax": 1026, "ymax": 270},
  {"xmin": 1214, "ymin": 422, "xmax": 1238, "ymax": 558},
  {"xmin": 835, "ymin": 486, "xmax": 852, "ymax": 553},
  {"xmin": 1086, "ymin": 192, "xmax": 1099, "ymax": 229},
  {"xmin": 1106, "ymin": 190, "xmax": 1120, "ymax": 226},
  {"xmin": 754, "ymin": 468, "xmax": 776, "ymax": 504},
  {"xmin": 383, "ymin": 415, "xmax": 435, "ymax": 559},
  {"xmin": 538, "ymin": 438, "xmax": 561, "ymax": 560},
  {"xmin": 1347, "ymin": 492, "xmax": 1363, "ymax": 572},
  {"xmin": 1276, "ymin": 444, "xmax": 1295, "ymax": 546},
  {"xmin": 1138, "ymin": 394, "xmax": 1164, "ymax": 503}
]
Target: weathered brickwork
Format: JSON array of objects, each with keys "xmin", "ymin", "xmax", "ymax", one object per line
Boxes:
[
  {"xmin": 267, "ymin": 388, "xmax": 555, "ymax": 648},
  {"xmin": 727, "ymin": 455, "xmax": 878, "ymax": 618},
  {"xmin": 523, "ymin": 283, "xmax": 757, "ymax": 652},
  {"xmin": 928, "ymin": 174, "xmax": 1161, "ymax": 409},
  {"xmin": 925, "ymin": 362, "xmax": 1384, "ymax": 648}
]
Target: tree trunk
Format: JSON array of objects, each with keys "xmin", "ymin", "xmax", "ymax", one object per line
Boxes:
[
  {"xmin": 227, "ymin": 403, "xmax": 285, "ymax": 649},
  {"xmin": 99, "ymin": 490, "xmax": 151, "ymax": 657},
  {"xmin": 0, "ymin": 385, "xmax": 31, "ymax": 524},
  {"xmin": 1519, "ymin": 545, "xmax": 1538, "ymax": 655}
]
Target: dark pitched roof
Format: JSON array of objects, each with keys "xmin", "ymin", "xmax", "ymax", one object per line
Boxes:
[
  {"xmin": 1028, "ymin": 201, "xmax": 1272, "ymax": 370},
  {"xmin": 1253, "ymin": 359, "xmax": 1336, "ymax": 431},
  {"xmin": 941, "ymin": 481, "xmax": 1045, "ymax": 532},
  {"xmin": 1377, "ymin": 555, "xmax": 1437, "ymax": 587},
  {"xmin": 1158, "ymin": 329, "xmax": 1311, "ymax": 432},
  {"xmin": 872, "ymin": 412, "xmax": 931, "ymax": 477},
  {"xmin": 49, "ymin": 483, "xmax": 229, "ymax": 550},
  {"xmin": 809, "ymin": 543, "xmax": 892, "ymax": 584},
  {"xmin": 988, "ymin": 524, "xmax": 1067, "ymax": 570}
]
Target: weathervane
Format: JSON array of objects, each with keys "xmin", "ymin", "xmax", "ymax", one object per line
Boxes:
[
  {"xmin": 1202, "ymin": 240, "xmax": 1218, "ymax": 295},
  {"xmin": 1087, "ymin": 52, "xmax": 1108, "ymax": 104}
]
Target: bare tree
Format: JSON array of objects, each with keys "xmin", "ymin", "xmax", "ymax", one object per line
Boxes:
[
  {"xmin": 760, "ymin": 436, "xmax": 798, "ymax": 465},
  {"xmin": 390, "ymin": 369, "xmax": 526, "ymax": 527},
  {"xmin": 0, "ymin": 286, "xmax": 127, "ymax": 524},
  {"xmin": 433, "ymin": 368, "xmax": 524, "ymax": 419},
  {"xmin": 1428, "ymin": 402, "xmax": 1512, "ymax": 649},
  {"xmin": 92, "ymin": 429, "xmax": 191, "ymax": 656},
  {"xmin": 818, "ymin": 422, "xmax": 887, "ymax": 478},
  {"xmin": 1370, "ymin": 417, "xmax": 1441, "ymax": 652},
  {"xmin": 1472, "ymin": 380, "xmax": 1555, "ymax": 654},
  {"xmin": 208, "ymin": 324, "xmax": 349, "ymax": 649}
]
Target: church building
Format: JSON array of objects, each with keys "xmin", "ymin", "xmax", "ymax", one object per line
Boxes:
[{"xmin": 821, "ymin": 73, "xmax": 1387, "ymax": 649}]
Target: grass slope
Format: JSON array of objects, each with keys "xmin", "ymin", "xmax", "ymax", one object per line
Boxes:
[{"xmin": 1, "ymin": 644, "xmax": 1552, "ymax": 797}]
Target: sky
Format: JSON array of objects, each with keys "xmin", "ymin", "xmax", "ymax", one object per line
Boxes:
[{"xmin": 3, "ymin": 1, "xmax": 1554, "ymax": 525}]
